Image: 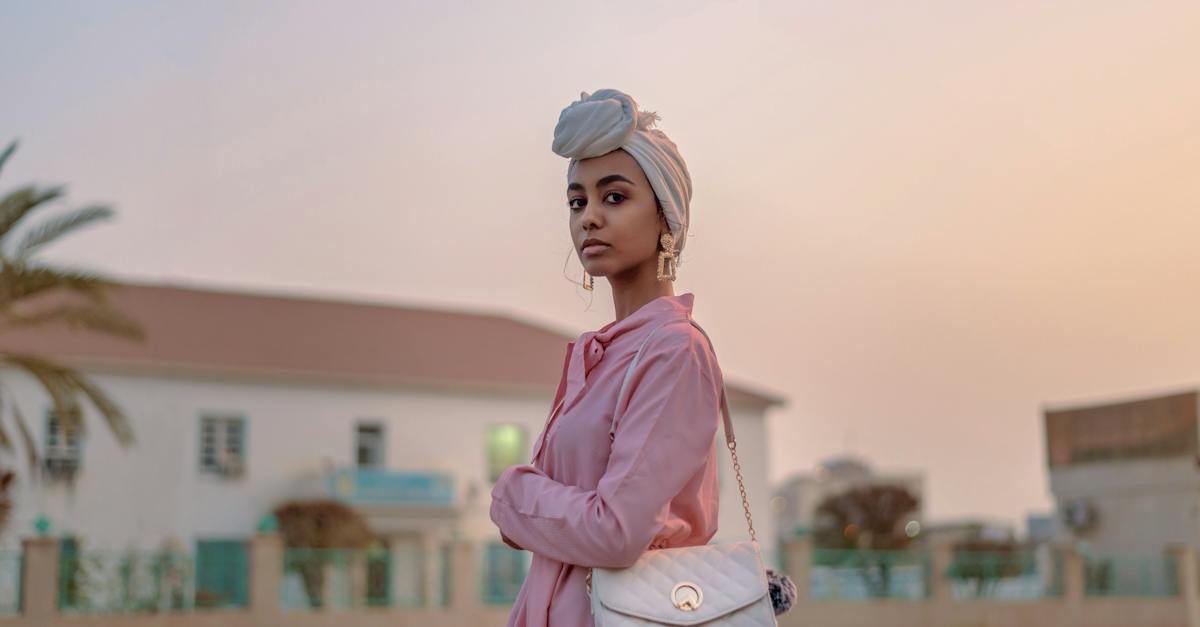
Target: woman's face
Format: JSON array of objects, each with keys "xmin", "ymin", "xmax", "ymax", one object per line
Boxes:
[{"xmin": 567, "ymin": 148, "xmax": 664, "ymax": 279}]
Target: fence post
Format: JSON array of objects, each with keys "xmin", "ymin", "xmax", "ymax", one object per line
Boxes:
[
  {"xmin": 449, "ymin": 540, "xmax": 478, "ymax": 615},
  {"xmin": 1058, "ymin": 544, "xmax": 1084, "ymax": 627},
  {"xmin": 21, "ymin": 536, "xmax": 60, "ymax": 622},
  {"xmin": 1061, "ymin": 545, "xmax": 1083, "ymax": 602},
  {"xmin": 350, "ymin": 551, "xmax": 368, "ymax": 608},
  {"xmin": 1168, "ymin": 544, "xmax": 1199, "ymax": 627},
  {"xmin": 248, "ymin": 533, "xmax": 283, "ymax": 619},
  {"xmin": 930, "ymin": 541, "xmax": 954, "ymax": 601},
  {"xmin": 422, "ymin": 534, "xmax": 441, "ymax": 607},
  {"xmin": 783, "ymin": 536, "xmax": 811, "ymax": 601},
  {"xmin": 321, "ymin": 559, "xmax": 337, "ymax": 609}
]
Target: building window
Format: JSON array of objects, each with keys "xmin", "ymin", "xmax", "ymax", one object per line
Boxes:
[
  {"xmin": 199, "ymin": 415, "xmax": 246, "ymax": 478},
  {"xmin": 356, "ymin": 422, "xmax": 385, "ymax": 469},
  {"xmin": 486, "ymin": 424, "xmax": 527, "ymax": 483},
  {"xmin": 45, "ymin": 411, "xmax": 82, "ymax": 480}
]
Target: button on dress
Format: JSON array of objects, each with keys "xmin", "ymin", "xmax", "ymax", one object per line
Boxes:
[{"xmin": 489, "ymin": 292, "xmax": 724, "ymax": 626}]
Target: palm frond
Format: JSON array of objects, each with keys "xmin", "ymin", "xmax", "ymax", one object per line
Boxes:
[
  {"xmin": 14, "ymin": 205, "xmax": 113, "ymax": 261},
  {"xmin": 0, "ymin": 353, "xmax": 135, "ymax": 447},
  {"xmin": 60, "ymin": 369, "xmax": 134, "ymax": 446},
  {"xmin": 0, "ymin": 185, "xmax": 65, "ymax": 246},
  {"xmin": 0, "ymin": 140, "xmax": 137, "ymax": 478},
  {"xmin": 11, "ymin": 403, "xmax": 38, "ymax": 474},
  {"xmin": 0, "ymin": 264, "xmax": 111, "ymax": 308},
  {"xmin": 0, "ymin": 354, "xmax": 83, "ymax": 435},
  {"xmin": 0, "ymin": 468, "xmax": 11, "ymax": 531},
  {"xmin": 0, "ymin": 387, "xmax": 7, "ymax": 454},
  {"xmin": 3, "ymin": 302, "xmax": 145, "ymax": 341},
  {"xmin": 0, "ymin": 141, "xmax": 16, "ymax": 180}
]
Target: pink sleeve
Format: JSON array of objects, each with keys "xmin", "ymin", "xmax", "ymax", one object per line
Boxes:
[{"xmin": 489, "ymin": 322, "xmax": 721, "ymax": 568}]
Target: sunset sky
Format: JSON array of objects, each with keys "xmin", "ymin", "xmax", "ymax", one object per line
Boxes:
[{"xmin": 4, "ymin": 0, "xmax": 1199, "ymax": 529}]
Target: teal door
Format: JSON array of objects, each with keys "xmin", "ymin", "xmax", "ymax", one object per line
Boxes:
[{"xmin": 194, "ymin": 540, "xmax": 248, "ymax": 608}]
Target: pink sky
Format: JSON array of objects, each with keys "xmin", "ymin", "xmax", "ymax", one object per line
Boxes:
[{"xmin": 4, "ymin": 0, "xmax": 1199, "ymax": 529}]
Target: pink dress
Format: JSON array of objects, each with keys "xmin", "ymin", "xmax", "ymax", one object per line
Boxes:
[{"xmin": 489, "ymin": 292, "xmax": 724, "ymax": 626}]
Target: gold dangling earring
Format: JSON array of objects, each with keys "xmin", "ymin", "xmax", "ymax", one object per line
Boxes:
[
  {"xmin": 582, "ymin": 270, "xmax": 594, "ymax": 291},
  {"xmin": 657, "ymin": 232, "xmax": 677, "ymax": 282}
]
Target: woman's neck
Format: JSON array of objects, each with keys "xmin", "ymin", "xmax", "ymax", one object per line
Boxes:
[{"xmin": 611, "ymin": 284, "xmax": 674, "ymax": 323}]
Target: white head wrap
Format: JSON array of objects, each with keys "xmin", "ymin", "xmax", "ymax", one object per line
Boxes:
[{"xmin": 551, "ymin": 89, "xmax": 693, "ymax": 260}]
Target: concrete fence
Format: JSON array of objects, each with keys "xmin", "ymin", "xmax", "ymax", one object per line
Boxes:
[{"xmin": 4, "ymin": 534, "xmax": 1200, "ymax": 627}]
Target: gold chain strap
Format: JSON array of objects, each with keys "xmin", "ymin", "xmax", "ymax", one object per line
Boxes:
[
  {"xmin": 587, "ymin": 434, "xmax": 758, "ymax": 595},
  {"xmin": 727, "ymin": 439, "xmax": 757, "ymax": 543}
]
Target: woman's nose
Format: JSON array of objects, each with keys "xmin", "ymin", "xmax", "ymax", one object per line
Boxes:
[{"xmin": 579, "ymin": 195, "xmax": 603, "ymax": 226}]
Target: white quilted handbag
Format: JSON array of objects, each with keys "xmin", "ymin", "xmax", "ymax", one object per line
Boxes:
[{"xmin": 586, "ymin": 319, "xmax": 778, "ymax": 626}]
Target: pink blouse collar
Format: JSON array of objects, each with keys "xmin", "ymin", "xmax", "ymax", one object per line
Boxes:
[{"xmin": 562, "ymin": 292, "xmax": 695, "ymax": 415}]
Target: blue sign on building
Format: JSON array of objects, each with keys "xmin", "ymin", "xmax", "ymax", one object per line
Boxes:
[{"xmin": 328, "ymin": 468, "xmax": 455, "ymax": 506}]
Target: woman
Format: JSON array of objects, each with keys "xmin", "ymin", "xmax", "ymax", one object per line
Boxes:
[{"xmin": 489, "ymin": 89, "xmax": 724, "ymax": 626}]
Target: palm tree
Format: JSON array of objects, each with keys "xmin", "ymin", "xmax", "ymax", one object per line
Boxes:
[{"xmin": 0, "ymin": 139, "xmax": 144, "ymax": 501}]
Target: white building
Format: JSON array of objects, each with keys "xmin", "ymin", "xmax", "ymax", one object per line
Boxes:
[
  {"xmin": 1044, "ymin": 387, "xmax": 1200, "ymax": 557},
  {"xmin": 0, "ymin": 282, "xmax": 784, "ymax": 602},
  {"xmin": 1026, "ymin": 512, "xmax": 1066, "ymax": 545}
]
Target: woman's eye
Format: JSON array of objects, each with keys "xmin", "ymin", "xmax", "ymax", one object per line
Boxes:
[
  {"xmin": 605, "ymin": 192, "xmax": 625, "ymax": 204},
  {"xmin": 568, "ymin": 198, "xmax": 584, "ymax": 211}
]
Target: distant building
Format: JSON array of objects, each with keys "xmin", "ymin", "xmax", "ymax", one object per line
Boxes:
[
  {"xmin": 1043, "ymin": 388, "xmax": 1200, "ymax": 557},
  {"xmin": 773, "ymin": 455, "xmax": 925, "ymax": 540},
  {"xmin": 919, "ymin": 518, "xmax": 1017, "ymax": 546},
  {"xmin": 1025, "ymin": 512, "xmax": 1065, "ymax": 545},
  {"xmin": 0, "ymin": 281, "xmax": 786, "ymax": 603}
]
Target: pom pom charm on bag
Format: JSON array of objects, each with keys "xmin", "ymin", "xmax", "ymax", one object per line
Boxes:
[
  {"xmin": 765, "ymin": 568, "xmax": 797, "ymax": 616},
  {"xmin": 657, "ymin": 232, "xmax": 677, "ymax": 282}
]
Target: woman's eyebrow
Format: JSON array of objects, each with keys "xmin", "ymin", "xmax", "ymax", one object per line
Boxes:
[
  {"xmin": 597, "ymin": 174, "xmax": 635, "ymax": 187},
  {"xmin": 566, "ymin": 174, "xmax": 636, "ymax": 193}
]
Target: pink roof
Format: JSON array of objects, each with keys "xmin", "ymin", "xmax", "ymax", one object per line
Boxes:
[{"xmin": 5, "ymin": 282, "xmax": 784, "ymax": 410}]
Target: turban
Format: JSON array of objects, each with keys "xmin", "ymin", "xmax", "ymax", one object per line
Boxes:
[{"xmin": 551, "ymin": 89, "xmax": 693, "ymax": 260}]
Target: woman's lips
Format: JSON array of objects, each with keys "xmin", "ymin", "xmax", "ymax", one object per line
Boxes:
[{"xmin": 582, "ymin": 243, "xmax": 611, "ymax": 256}]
